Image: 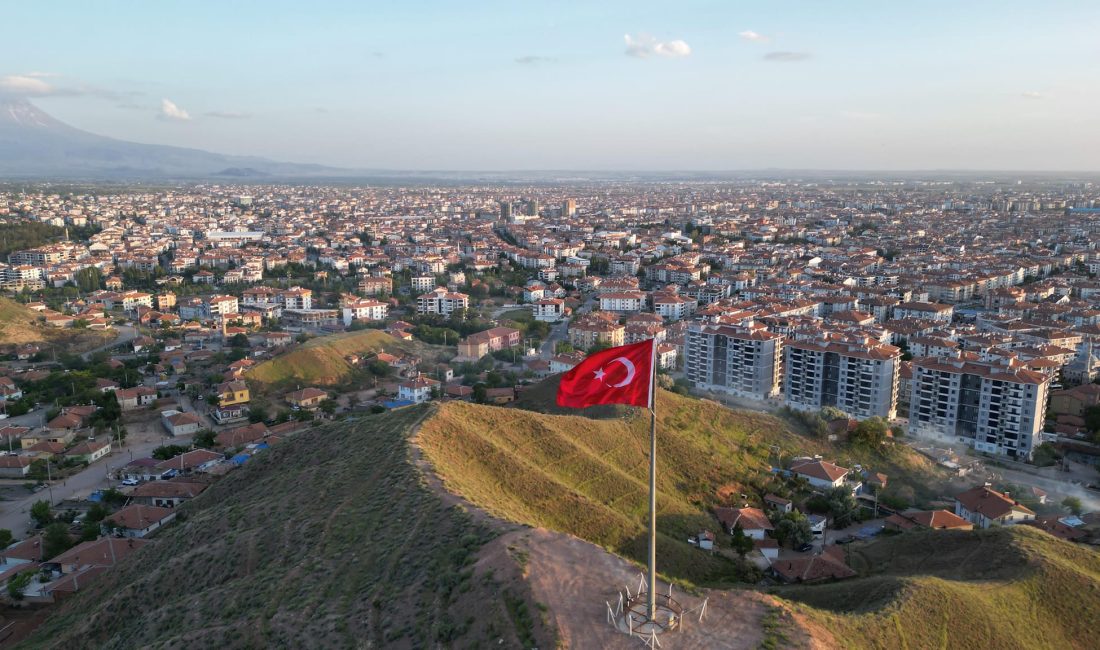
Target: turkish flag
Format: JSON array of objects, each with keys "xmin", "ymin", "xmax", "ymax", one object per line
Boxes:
[{"xmin": 556, "ymin": 339, "xmax": 654, "ymax": 409}]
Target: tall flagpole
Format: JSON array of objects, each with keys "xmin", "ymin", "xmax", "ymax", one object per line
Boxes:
[{"xmin": 647, "ymin": 339, "xmax": 657, "ymax": 621}]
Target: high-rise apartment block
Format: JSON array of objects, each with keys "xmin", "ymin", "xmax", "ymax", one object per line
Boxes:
[
  {"xmin": 784, "ymin": 332, "xmax": 901, "ymax": 419},
  {"xmin": 908, "ymin": 356, "xmax": 1049, "ymax": 460},
  {"xmin": 685, "ymin": 321, "xmax": 783, "ymax": 399}
]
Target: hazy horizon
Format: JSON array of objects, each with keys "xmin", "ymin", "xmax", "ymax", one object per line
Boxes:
[{"xmin": 3, "ymin": 1, "xmax": 1100, "ymax": 172}]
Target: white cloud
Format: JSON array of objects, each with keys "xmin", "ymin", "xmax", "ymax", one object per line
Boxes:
[
  {"xmin": 624, "ymin": 34, "xmax": 692, "ymax": 59},
  {"xmin": 0, "ymin": 74, "xmax": 54, "ymax": 95},
  {"xmin": 159, "ymin": 98, "xmax": 191, "ymax": 121},
  {"xmin": 738, "ymin": 30, "xmax": 770, "ymax": 43},
  {"xmin": 1021, "ymin": 91, "xmax": 1043, "ymax": 100}
]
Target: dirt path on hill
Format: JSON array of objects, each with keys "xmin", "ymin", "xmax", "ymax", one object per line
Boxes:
[{"xmin": 408, "ymin": 408, "xmax": 819, "ymax": 649}]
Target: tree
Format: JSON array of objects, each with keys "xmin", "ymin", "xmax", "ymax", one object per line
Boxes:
[
  {"xmin": 730, "ymin": 524, "xmax": 755, "ymax": 558},
  {"xmin": 849, "ymin": 417, "xmax": 889, "ymax": 448},
  {"xmin": 825, "ymin": 486, "xmax": 860, "ymax": 528},
  {"xmin": 152, "ymin": 444, "xmax": 189, "ymax": 461},
  {"xmin": 1063, "ymin": 496, "xmax": 1084, "ymax": 516},
  {"xmin": 773, "ymin": 511, "xmax": 812, "ymax": 548},
  {"xmin": 229, "ymin": 333, "xmax": 250, "ymax": 348},
  {"xmin": 30, "ymin": 500, "xmax": 52, "ymax": 527},
  {"xmin": 319, "ymin": 399, "xmax": 337, "ymax": 416},
  {"xmin": 193, "ymin": 429, "xmax": 217, "ymax": 448},
  {"xmin": 80, "ymin": 519, "xmax": 101, "ymax": 542},
  {"xmin": 472, "ymin": 384, "xmax": 488, "ymax": 404},
  {"xmin": 0, "ymin": 529, "xmax": 12, "ymax": 549},
  {"xmin": 7, "ymin": 570, "xmax": 32, "ymax": 600},
  {"xmin": 43, "ymin": 522, "xmax": 73, "ymax": 559}
]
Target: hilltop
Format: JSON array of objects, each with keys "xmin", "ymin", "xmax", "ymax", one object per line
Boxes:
[
  {"xmin": 0, "ymin": 297, "xmax": 115, "ymax": 354},
  {"xmin": 0, "ymin": 297, "xmax": 46, "ymax": 347},
  {"xmin": 418, "ymin": 389, "xmax": 817, "ymax": 585},
  {"xmin": 777, "ymin": 525, "xmax": 1100, "ymax": 649},
  {"xmin": 247, "ymin": 328, "xmax": 434, "ymax": 387},
  {"xmin": 16, "ymin": 406, "xmax": 555, "ymax": 649}
]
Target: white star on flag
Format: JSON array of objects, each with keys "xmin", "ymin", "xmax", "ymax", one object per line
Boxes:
[{"xmin": 593, "ymin": 368, "xmax": 606, "ymax": 381}]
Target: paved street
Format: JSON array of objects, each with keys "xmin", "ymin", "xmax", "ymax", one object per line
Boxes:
[
  {"xmin": 0, "ymin": 422, "xmax": 192, "ymax": 538},
  {"xmin": 80, "ymin": 325, "xmax": 137, "ymax": 360}
]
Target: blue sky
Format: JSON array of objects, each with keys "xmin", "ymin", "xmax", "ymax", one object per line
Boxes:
[{"xmin": 3, "ymin": 1, "xmax": 1099, "ymax": 170}]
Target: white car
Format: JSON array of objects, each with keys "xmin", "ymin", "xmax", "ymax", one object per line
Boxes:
[{"xmin": 121, "ymin": 478, "xmax": 140, "ymax": 486}]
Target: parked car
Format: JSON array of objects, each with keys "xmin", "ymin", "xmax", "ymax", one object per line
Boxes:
[
  {"xmin": 835, "ymin": 535, "xmax": 857, "ymax": 545},
  {"xmin": 796, "ymin": 543, "xmax": 814, "ymax": 552},
  {"xmin": 121, "ymin": 478, "xmax": 140, "ymax": 486}
]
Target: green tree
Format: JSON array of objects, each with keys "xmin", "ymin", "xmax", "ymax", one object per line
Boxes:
[
  {"xmin": 849, "ymin": 417, "xmax": 889, "ymax": 448},
  {"xmin": 193, "ymin": 429, "xmax": 218, "ymax": 448},
  {"xmin": 1084, "ymin": 404, "xmax": 1100, "ymax": 433},
  {"xmin": 730, "ymin": 524, "xmax": 755, "ymax": 558},
  {"xmin": 319, "ymin": 399, "xmax": 337, "ymax": 415},
  {"xmin": 773, "ymin": 510, "xmax": 813, "ymax": 548},
  {"xmin": 80, "ymin": 519, "xmax": 101, "ymax": 542},
  {"xmin": 30, "ymin": 500, "xmax": 52, "ymax": 527},
  {"xmin": 43, "ymin": 522, "xmax": 73, "ymax": 559},
  {"xmin": 1063, "ymin": 496, "xmax": 1084, "ymax": 516},
  {"xmin": 6, "ymin": 570, "xmax": 33, "ymax": 600},
  {"xmin": 152, "ymin": 444, "xmax": 189, "ymax": 460},
  {"xmin": 0, "ymin": 528, "xmax": 12, "ymax": 549},
  {"xmin": 472, "ymin": 384, "xmax": 488, "ymax": 404},
  {"xmin": 825, "ymin": 485, "xmax": 860, "ymax": 528}
]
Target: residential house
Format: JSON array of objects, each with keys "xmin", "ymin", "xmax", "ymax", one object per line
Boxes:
[
  {"xmin": 161, "ymin": 411, "xmax": 202, "ymax": 436},
  {"xmin": 130, "ymin": 480, "xmax": 208, "ymax": 508},
  {"xmin": 107, "ymin": 504, "xmax": 177, "ymax": 539},
  {"xmin": 789, "ymin": 459, "xmax": 850, "ymax": 490},
  {"xmin": 885, "ymin": 509, "xmax": 974, "ymax": 532},
  {"xmin": 216, "ymin": 380, "xmax": 250, "ymax": 406},
  {"xmin": 953, "ymin": 485, "xmax": 1036, "ymax": 529},
  {"xmin": 63, "ymin": 439, "xmax": 111, "ymax": 464},
  {"xmin": 398, "ymin": 376, "xmax": 440, "ymax": 403},
  {"xmin": 115, "ymin": 386, "xmax": 158, "ymax": 411},
  {"xmin": 285, "ymin": 387, "xmax": 330, "ymax": 410},
  {"xmin": 713, "ymin": 506, "xmax": 774, "ymax": 539},
  {"xmin": 770, "ymin": 546, "xmax": 856, "ymax": 584}
]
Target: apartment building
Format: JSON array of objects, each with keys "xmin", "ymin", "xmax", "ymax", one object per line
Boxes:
[
  {"xmin": 206, "ymin": 294, "xmax": 239, "ymax": 319},
  {"xmin": 279, "ymin": 287, "xmax": 313, "ymax": 311},
  {"xmin": 568, "ymin": 314, "xmax": 625, "ymax": 350},
  {"xmin": 685, "ymin": 321, "xmax": 783, "ymax": 399},
  {"xmin": 533, "ymin": 298, "xmax": 566, "ymax": 322},
  {"xmin": 652, "ymin": 293, "xmax": 697, "ymax": 321},
  {"xmin": 784, "ymin": 333, "xmax": 902, "ymax": 419},
  {"xmin": 908, "ymin": 356, "xmax": 1050, "ymax": 460},
  {"xmin": 358, "ymin": 276, "xmax": 393, "ymax": 297},
  {"xmin": 893, "ymin": 301, "xmax": 954, "ymax": 323},
  {"xmin": 599, "ymin": 291, "xmax": 645, "ymax": 313},
  {"xmin": 416, "ymin": 287, "xmax": 470, "ymax": 316},
  {"xmin": 341, "ymin": 299, "xmax": 388, "ymax": 326},
  {"xmin": 456, "ymin": 326, "xmax": 523, "ymax": 360}
]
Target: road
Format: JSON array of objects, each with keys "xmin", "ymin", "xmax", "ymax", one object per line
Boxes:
[
  {"xmin": 0, "ymin": 425, "xmax": 193, "ymax": 538},
  {"xmin": 80, "ymin": 325, "xmax": 138, "ymax": 360},
  {"xmin": 539, "ymin": 319, "xmax": 570, "ymax": 360}
]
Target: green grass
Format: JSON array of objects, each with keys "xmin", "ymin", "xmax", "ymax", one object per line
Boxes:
[
  {"xmin": 17, "ymin": 406, "xmax": 550, "ymax": 649},
  {"xmin": 419, "ymin": 388, "xmax": 816, "ymax": 586},
  {"xmin": 775, "ymin": 526, "xmax": 1100, "ymax": 650},
  {"xmin": 247, "ymin": 328, "xmax": 427, "ymax": 387}
]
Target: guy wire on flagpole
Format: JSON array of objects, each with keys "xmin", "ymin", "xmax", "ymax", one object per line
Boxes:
[{"xmin": 647, "ymin": 338, "xmax": 657, "ymax": 621}]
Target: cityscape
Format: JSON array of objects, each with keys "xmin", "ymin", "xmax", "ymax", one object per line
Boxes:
[{"xmin": 2, "ymin": 1, "xmax": 1100, "ymax": 648}]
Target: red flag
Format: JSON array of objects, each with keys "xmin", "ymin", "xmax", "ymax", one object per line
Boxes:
[{"xmin": 556, "ymin": 339, "xmax": 654, "ymax": 409}]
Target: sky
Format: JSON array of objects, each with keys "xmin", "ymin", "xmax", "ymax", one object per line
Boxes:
[{"xmin": 2, "ymin": 0, "xmax": 1100, "ymax": 171}]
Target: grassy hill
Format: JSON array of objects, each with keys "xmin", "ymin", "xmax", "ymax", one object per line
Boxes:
[
  {"xmin": 418, "ymin": 389, "xmax": 815, "ymax": 586},
  {"xmin": 777, "ymin": 526, "xmax": 1100, "ymax": 650},
  {"xmin": 17, "ymin": 406, "xmax": 552, "ymax": 649},
  {"xmin": 0, "ymin": 297, "xmax": 46, "ymax": 347},
  {"xmin": 247, "ymin": 328, "xmax": 431, "ymax": 387}
]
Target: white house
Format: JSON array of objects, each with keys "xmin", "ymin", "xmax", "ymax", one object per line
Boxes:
[
  {"xmin": 398, "ymin": 376, "xmax": 440, "ymax": 403},
  {"xmin": 790, "ymin": 459, "xmax": 849, "ymax": 490},
  {"xmin": 714, "ymin": 507, "xmax": 774, "ymax": 540},
  {"xmin": 954, "ymin": 485, "xmax": 1036, "ymax": 529},
  {"xmin": 342, "ymin": 299, "xmax": 388, "ymax": 326},
  {"xmin": 533, "ymin": 298, "xmax": 566, "ymax": 322}
]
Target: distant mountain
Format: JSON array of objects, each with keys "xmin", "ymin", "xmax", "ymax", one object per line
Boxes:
[{"xmin": 0, "ymin": 99, "xmax": 345, "ymax": 180}]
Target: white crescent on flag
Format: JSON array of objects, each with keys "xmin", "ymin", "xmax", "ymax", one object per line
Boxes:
[{"xmin": 607, "ymin": 356, "xmax": 636, "ymax": 388}]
